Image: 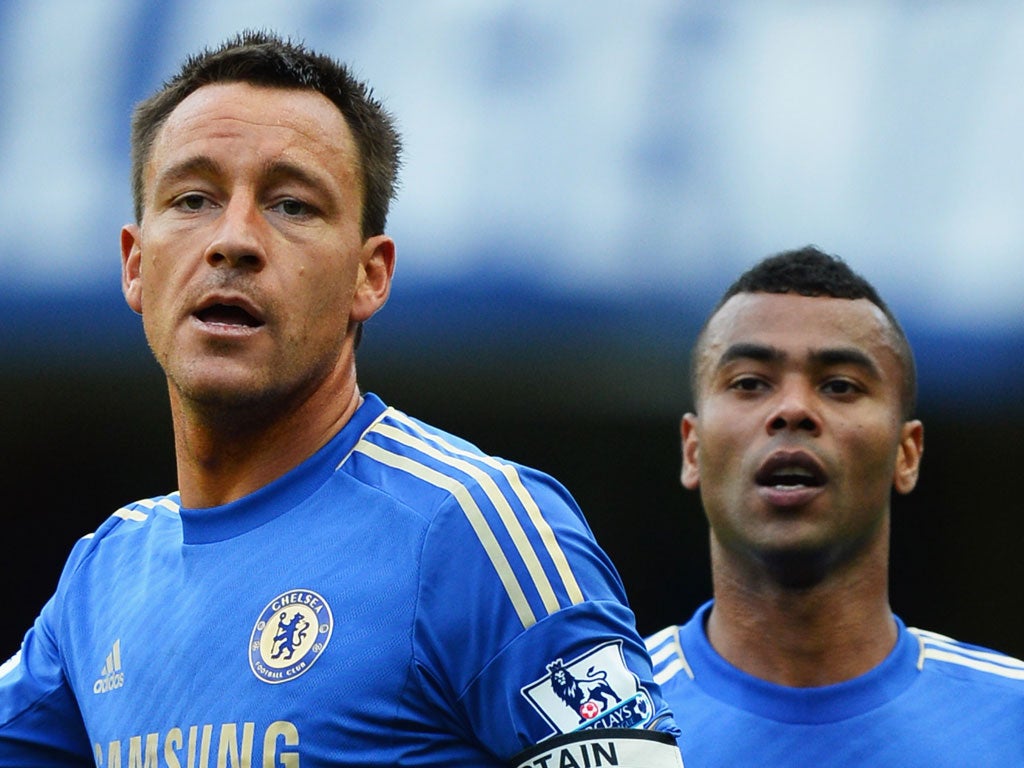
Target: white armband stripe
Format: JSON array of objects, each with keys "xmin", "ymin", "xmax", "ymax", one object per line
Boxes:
[{"xmin": 511, "ymin": 728, "xmax": 684, "ymax": 768}]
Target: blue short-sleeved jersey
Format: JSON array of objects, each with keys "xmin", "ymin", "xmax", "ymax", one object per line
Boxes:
[
  {"xmin": 1, "ymin": 395, "xmax": 681, "ymax": 767},
  {"xmin": 646, "ymin": 600, "xmax": 1024, "ymax": 767}
]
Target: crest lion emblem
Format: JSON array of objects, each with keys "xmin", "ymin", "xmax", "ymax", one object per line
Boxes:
[
  {"xmin": 520, "ymin": 640, "xmax": 655, "ymax": 736},
  {"xmin": 546, "ymin": 658, "xmax": 622, "ymax": 722}
]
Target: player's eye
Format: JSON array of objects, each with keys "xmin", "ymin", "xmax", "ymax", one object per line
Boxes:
[
  {"xmin": 174, "ymin": 193, "xmax": 208, "ymax": 211},
  {"xmin": 729, "ymin": 376, "xmax": 767, "ymax": 392},
  {"xmin": 821, "ymin": 379, "xmax": 860, "ymax": 396},
  {"xmin": 271, "ymin": 198, "xmax": 313, "ymax": 217}
]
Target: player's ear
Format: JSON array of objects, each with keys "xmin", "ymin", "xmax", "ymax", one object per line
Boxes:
[
  {"xmin": 893, "ymin": 419, "xmax": 924, "ymax": 494},
  {"xmin": 680, "ymin": 413, "xmax": 701, "ymax": 490},
  {"xmin": 351, "ymin": 234, "xmax": 395, "ymax": 323},
  {"xmin": 121, "ymin": 224, "xmax": 144, "ymax": 315}
]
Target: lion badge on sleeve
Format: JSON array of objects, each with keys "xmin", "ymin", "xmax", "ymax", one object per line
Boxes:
[{"xmin": 521, "ymin": 641, "xmax": 655, "ymax": 736}]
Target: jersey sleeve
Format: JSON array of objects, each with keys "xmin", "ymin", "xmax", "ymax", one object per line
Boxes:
[
  {"xmin": 411, "ymin": 461, "xmax": 682, "ymax": 764},
  {"xmin": 0, "ymin": 538, "xmax": 95, "ymax": 766}
]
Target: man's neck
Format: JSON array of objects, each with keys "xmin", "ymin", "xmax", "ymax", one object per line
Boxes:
[
  {"xmin": 706, "ymin": 548, "xmax": 896, "ymax": 687},
  {"xmin": 170, "ymin": 380, "xmax": 362, "ymax": 509}
]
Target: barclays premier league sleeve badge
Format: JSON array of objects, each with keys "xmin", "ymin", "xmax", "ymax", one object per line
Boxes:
[
  {"xmin": 249, "ymin": 589, "xmax": 333, "ymax": 684},
  {"xmin": 520, "ymin": 641, "xmax": 655, "ymax": 736}
]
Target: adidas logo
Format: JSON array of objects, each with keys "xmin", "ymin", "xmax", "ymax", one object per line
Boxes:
[{"xmin": 93, "ymin": 639, "xmax": 125, "ymax": 694}]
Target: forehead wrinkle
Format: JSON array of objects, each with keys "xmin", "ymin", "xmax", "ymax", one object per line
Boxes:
[{"xmin": 152, "ymin": 86, "xmax": 358, "ymax": 187}]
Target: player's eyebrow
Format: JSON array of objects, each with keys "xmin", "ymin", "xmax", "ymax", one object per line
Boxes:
[
  {"xmin": 717, "ymin": 343, "xmax": 881, "ymax": 377},
  {"xmin": 811, "ymin": 347, "xmax": 881, "ymax": 378},
  {"xmin": 151, "ymin": 155, "xmax": 221, "ymax": 191},
  {"xmin": 153, "ymin": 156, "xmax": 334, "ymax": 190},
  {"xmin": 717, "ymin": 342, "xmax": 782, "ymax": 368},
  {"xmin": 150, "ymin": 156, "xmax": 343, "ymax": 211},
  {"xmin": 262, "ymin": 159, "xmax": 335, "ymax": 192},
  {"xmin": 262, "ymin": 160, "xmax": 343, "ymax": 210}
]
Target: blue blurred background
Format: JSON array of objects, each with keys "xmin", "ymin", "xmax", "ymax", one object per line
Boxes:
[{"xmin": 2, "ymin": 1, "xmax": 1022, "ymax": 655}]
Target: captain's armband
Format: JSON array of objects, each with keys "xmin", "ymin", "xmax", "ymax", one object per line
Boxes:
[{"xmin": 510, "ymin": 728, "xmax": 683, "ymax": 768}]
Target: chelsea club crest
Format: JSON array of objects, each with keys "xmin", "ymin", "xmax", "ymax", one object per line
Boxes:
[{"xmin": 249, "ymin": 589, "xmax": 333, "ymax": 684}]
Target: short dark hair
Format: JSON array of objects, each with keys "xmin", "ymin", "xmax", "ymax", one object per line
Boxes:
[
  {"xmin": 693, "ymin": 246, "xmax": 917, "ymax": 418},
  {"xmin": 130, "ymin": 29, "xmax": 402, "ymax": 238}
]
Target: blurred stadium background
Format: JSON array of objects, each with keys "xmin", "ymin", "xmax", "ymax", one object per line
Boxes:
[{"xmin": 2, "ymin": 1, "xmax": 1022, "ymax": 657}]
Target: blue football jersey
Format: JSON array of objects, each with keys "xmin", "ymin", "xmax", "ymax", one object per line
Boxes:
[
  {"xmin": 1, "ymin": 394, "xmax": 681, "ymax": 767},
  {"xmin": 646, "ymin": 600, "xmax": 1024, "ymax": 767}
]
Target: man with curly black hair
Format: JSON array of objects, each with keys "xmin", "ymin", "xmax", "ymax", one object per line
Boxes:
[{"xmin": 646, "ymin": 246, "xmax": 1024, "ymax": 766}]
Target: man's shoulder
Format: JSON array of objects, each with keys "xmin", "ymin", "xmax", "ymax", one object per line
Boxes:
[
  {"xmin": 645, "ymin": 623, "xmax": 695, "ymax": 696},
  {"xmin": 51, "ymin": 493, "xmax": 181, "ymax": 589},
  {"xmin": 342, "ymin": 404, "xmax": 577, "ymax": 522},
  {"xmin": 909, "ymin": 626, "xmax": 1024, "ymax": 693},
  {"xmin": 95, "ymin": 493, "xmax": 181, "ymax": 537}
]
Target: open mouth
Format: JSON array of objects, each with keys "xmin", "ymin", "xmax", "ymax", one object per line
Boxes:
[
  {"xmin": 195, "ymin": 304, "xmax": 263, "ymax": 328},
  {"xmin": 755, "ymin": 453, "xmax": 826, "ymax": 489}
]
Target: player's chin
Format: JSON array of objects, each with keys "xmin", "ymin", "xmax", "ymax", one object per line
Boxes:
[{"xmin": 756, "ymin": 541, "xmax": 840, "ymax": 588}]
